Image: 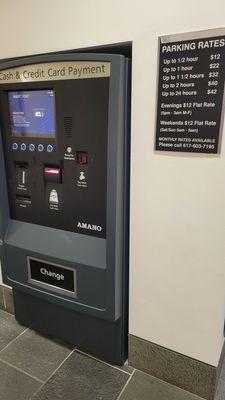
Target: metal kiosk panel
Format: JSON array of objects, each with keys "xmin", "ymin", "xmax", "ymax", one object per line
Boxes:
[{"xmin": 0, "ymin": 53, "xmax": 130, "ymax": 365}]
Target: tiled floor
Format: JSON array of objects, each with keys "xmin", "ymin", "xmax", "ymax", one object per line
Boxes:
[{"xmin": 0, "ymin": 309, "xmax": 224, "ymax": 400}]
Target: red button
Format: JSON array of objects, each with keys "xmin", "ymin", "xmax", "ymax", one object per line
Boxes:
[{"xmin": 77, "ymin": 152, "xmax": 87, "ymax": 165}]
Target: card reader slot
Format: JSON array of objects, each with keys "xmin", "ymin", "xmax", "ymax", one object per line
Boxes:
[{"xmin": 44, "ymin": 165, "xmax": 62, "ymax": 184}]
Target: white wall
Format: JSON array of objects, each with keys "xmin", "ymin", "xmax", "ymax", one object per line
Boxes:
[{"xmin": 0, "ymin": 0, "xmax": 225, "ymax": 367}]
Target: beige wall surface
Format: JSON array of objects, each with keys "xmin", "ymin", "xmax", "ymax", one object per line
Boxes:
[{"xmin": 0, "ymin": 0, "xmax": 225, "ymax": 366}]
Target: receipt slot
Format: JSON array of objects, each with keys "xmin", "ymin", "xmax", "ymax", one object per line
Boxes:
[{"xmin": 0, "ymin": 53, "xmax": 130, "ymax": 364}]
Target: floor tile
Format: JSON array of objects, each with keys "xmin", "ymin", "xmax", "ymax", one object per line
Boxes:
[
  {"xmin": 118, "ymin": 370, "xmax": 204, "ymax": 400},
  {"xmin": 112, "ymin": 361, "xmax": 134, "ymax": 375},
  {"xmin": 0, "ymin": 359, "xmax": 41, "ymax": 400},
  {"xmin": 0, "ymin": 328, "xmax": 73, "ymax": 382},
  {"xmin": 3, "ymin": 286, "xmax": 14, "ymax": 314},
  {"xmin": 118, "ymin": 360, "xmax": 134, "ymax": 375},
  {"xmin": 77, "ymin": 350, "xmax": 134, "ymax": 376},
  {"xmin": 0, "ymin": 309, "xmax": 26, "ymax": 351},
  {"xmin": 32, "ymin": 350, "xmax": 129, "ymax": 400}
]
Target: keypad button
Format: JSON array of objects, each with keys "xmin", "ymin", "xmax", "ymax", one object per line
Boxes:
[
  {"xmin": 47, "ymin": 145, "xmax": 53, "ymax": 152},
  {"xmin": 12, "ymin": 143, "xmax": 18, "ymax": 150},
  {"xmin": 29, "ymin": 144, "xmax": 35, "ymax": 152},
  {"xmin": 21, "ymin": 143, "xmax": 26, "ymax": 151},
  {"xmin": 38, "ymin": 144, "xmax": 44, "ymax": 152}
]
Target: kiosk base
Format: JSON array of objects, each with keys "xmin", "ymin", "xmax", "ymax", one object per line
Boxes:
[{"xmin": 13, "ymin": 289, "xmax": 127, "ymax": 365}]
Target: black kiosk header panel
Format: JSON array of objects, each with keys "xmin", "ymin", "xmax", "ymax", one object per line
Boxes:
[{"xmin": 0, "ymin": 61, "xmax": 111, "ymax": 238}]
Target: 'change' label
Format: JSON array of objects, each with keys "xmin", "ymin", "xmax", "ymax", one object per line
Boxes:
[{"xmin": 28, "ymin": 257, "xmax": 77, "ymax": 295}]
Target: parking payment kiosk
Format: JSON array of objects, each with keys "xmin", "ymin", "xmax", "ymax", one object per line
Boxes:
[{"xmin": 0, "ymin": 53, "xmax": 130, "ymax": 364}]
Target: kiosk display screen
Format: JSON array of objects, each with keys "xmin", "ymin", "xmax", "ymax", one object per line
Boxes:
[{"xmin": 8, "ymin": 90, "xmax": 56, "ymax": 138}]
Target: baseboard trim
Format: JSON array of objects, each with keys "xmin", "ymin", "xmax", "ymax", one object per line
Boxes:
[
  {"xmin": 0, "ymin": 284, "xmax": 14, "ymax": 314},
  {"xmin": 128, "ymin": 334, "xmax": 217, "ymax": 400}
]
